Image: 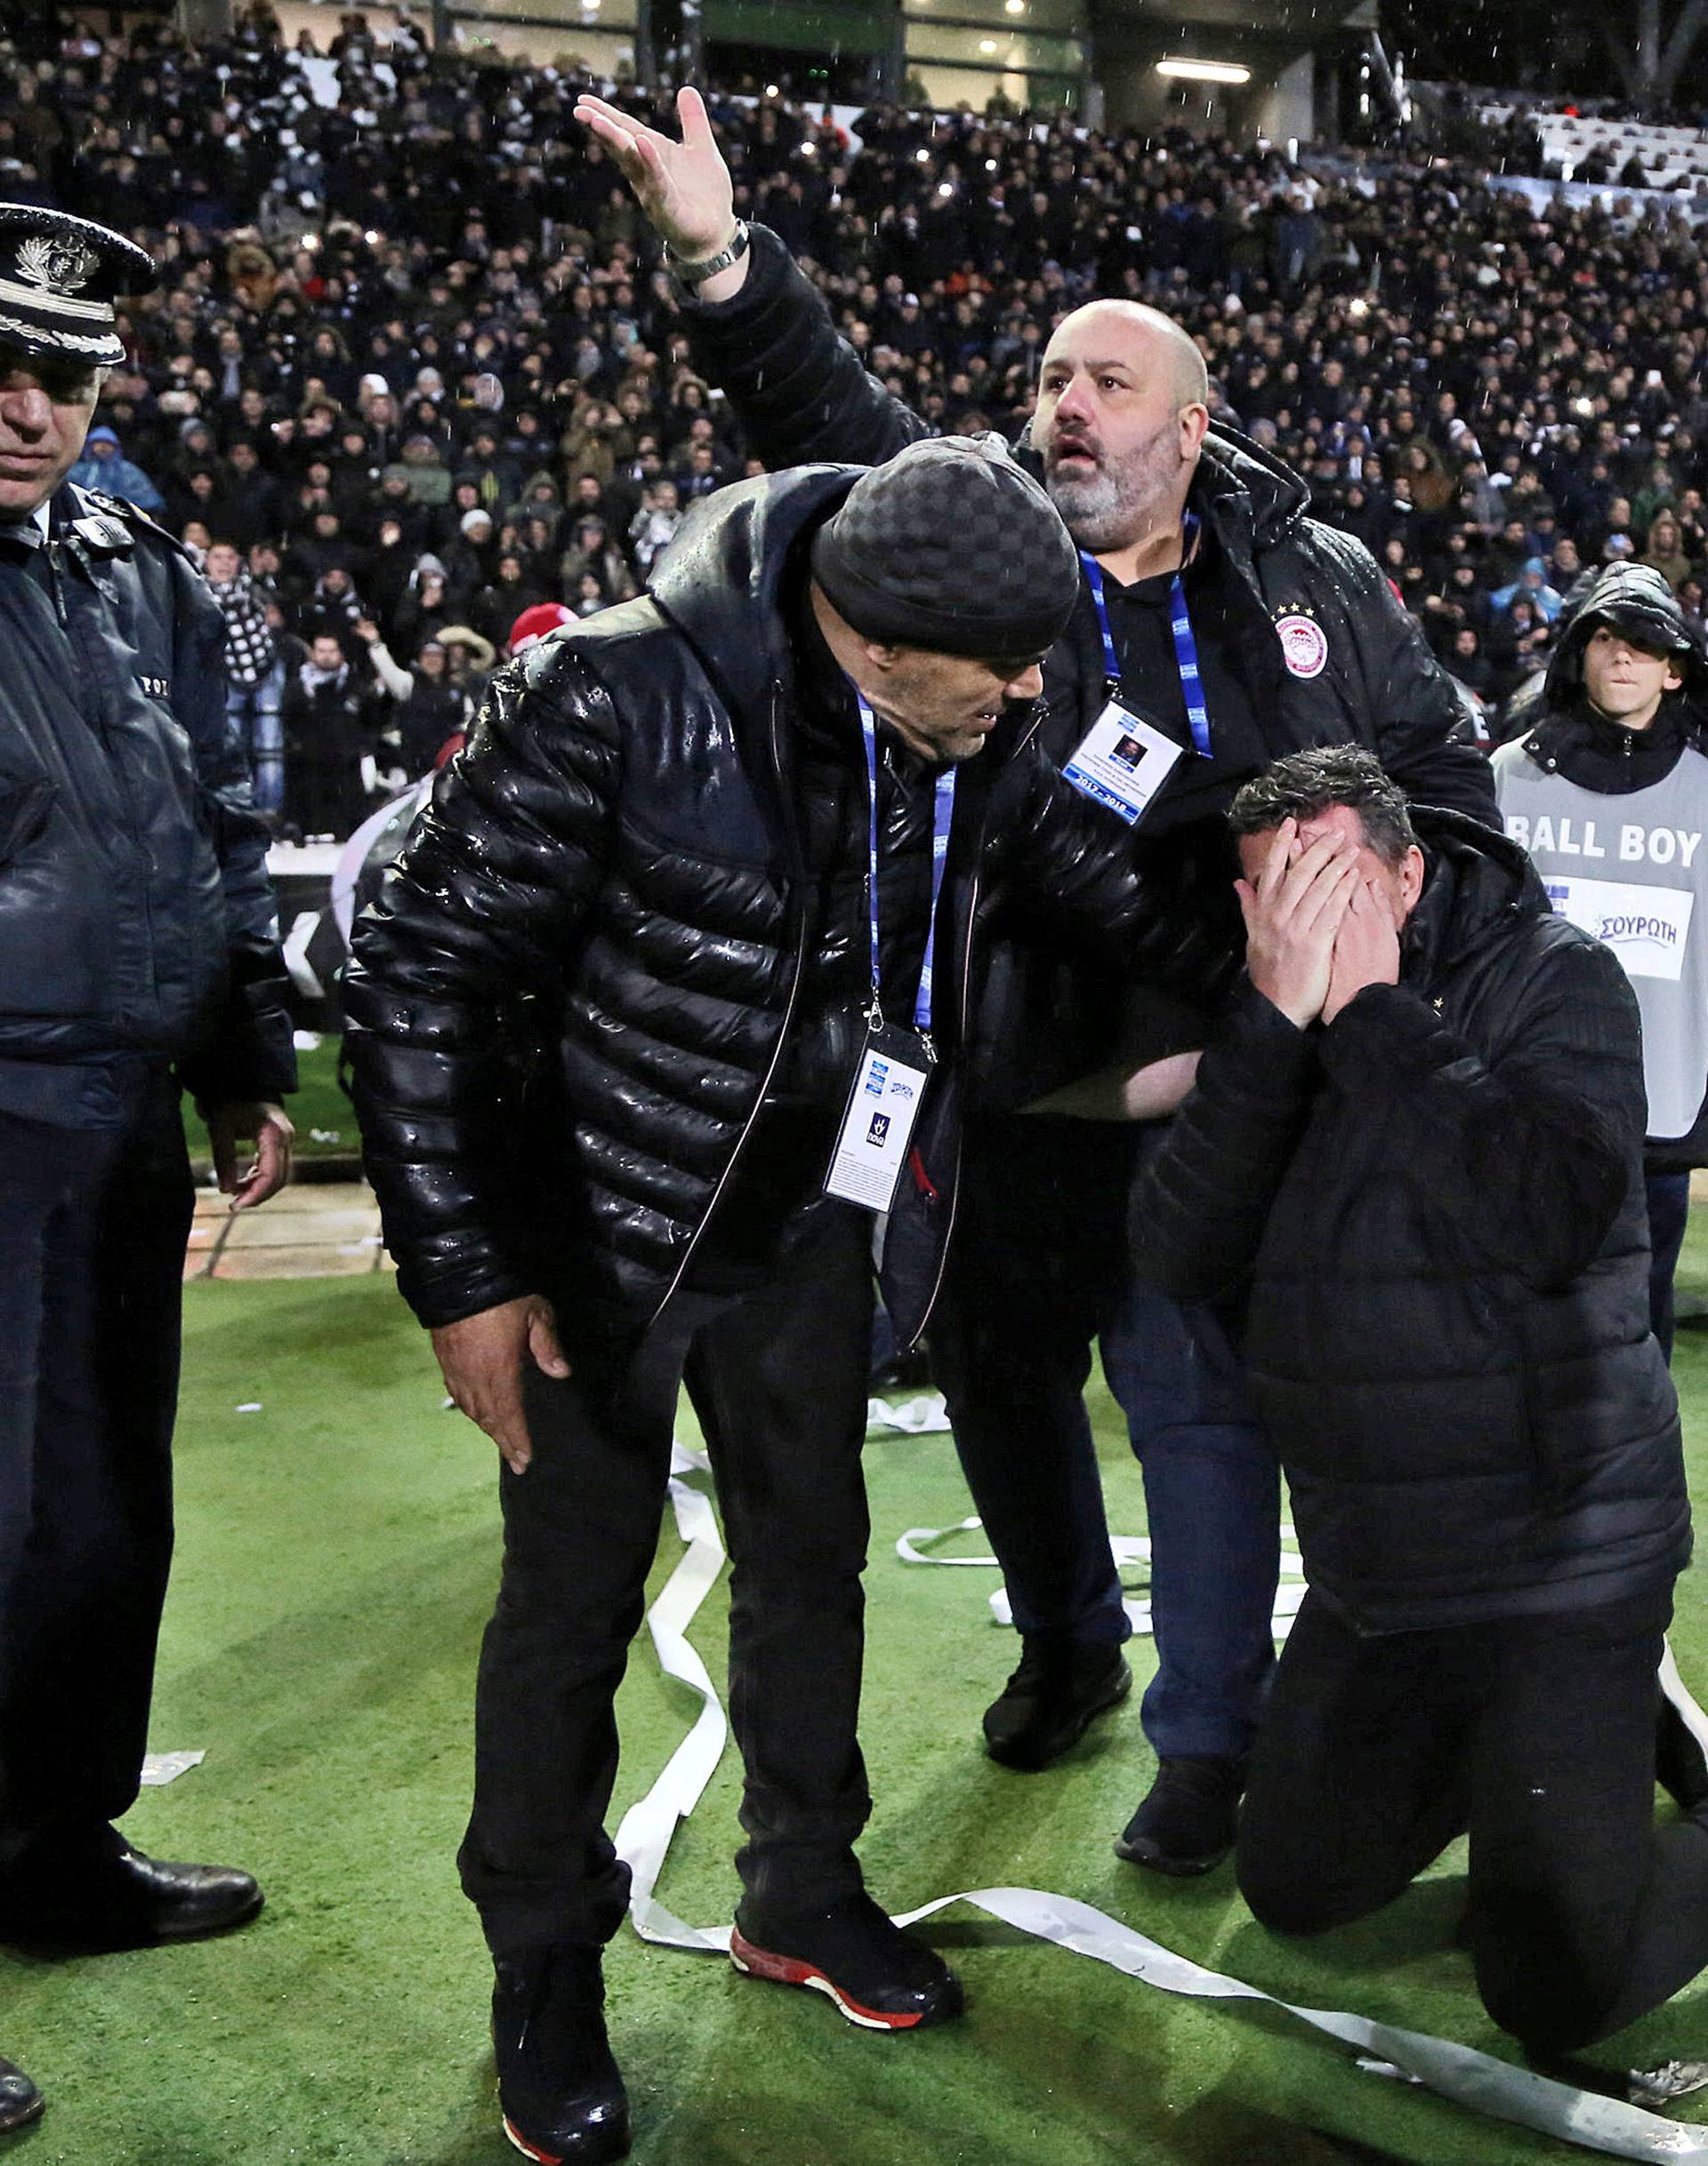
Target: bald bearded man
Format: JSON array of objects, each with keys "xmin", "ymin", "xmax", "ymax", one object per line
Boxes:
[{"xmin": 579, "ymin": 89, "xmax": 1496, "ymax": 1873}]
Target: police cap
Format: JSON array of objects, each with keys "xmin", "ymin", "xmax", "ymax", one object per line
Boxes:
[{"xmin": 0, "ymin": 205, "xmax": 156, "ymax": 370}]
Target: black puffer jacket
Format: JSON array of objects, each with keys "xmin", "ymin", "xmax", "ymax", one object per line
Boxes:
[
  {"xmin": 0, "ymin": 484, "xmax": 294, "ymax": 1113},
  {"xmin": 1128, "ymin": 809, "xmax": 1688, "ymax": 1631},
  {"xmin": 684, "ymin": 225, "xmax": 1498, "ymax": 1105},
  {"xmin": 345, "ymin": 464, "xmax": 1175, "ymax": 1340}
]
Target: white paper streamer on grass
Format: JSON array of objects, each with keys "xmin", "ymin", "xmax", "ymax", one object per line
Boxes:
[
  {"xmin": 613, "ymin": 1441, "xmax": 731, "ymax": 1953},
  {"xmin": 618, "ymin": 1448, "xmax": 1708, "ymax": 2162},
  {"xmin": 897, "ymin": 1519, "xmax": 1310, "ymax": 1640},
  {"xmin": 1631, "ymin": 2061, "xmax": 1708, "ymax": 2107},
  {"xmin": 866, "ymin": 1392, "xmax": 953, "ymax": 1436},
  {"xmin": 140, "ymin": 1750, "xmax": 206, "ymax": 1787}
]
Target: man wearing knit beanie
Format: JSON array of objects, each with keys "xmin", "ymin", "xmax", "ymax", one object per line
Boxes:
[
  {"xmin": 807, "ymin": 435, "xmax": 1081, "ymax": 761},
  {"xmin": 584, "ymin": 89, "xmax": 1503, "ymax": 1883},
  {"xmin": 347, "ymin": 439, "xmax": 1180, "ymax": 2163}
]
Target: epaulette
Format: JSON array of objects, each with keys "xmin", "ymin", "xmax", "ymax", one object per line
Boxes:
[{"xmin": 71, "ymin": 486, "xmax": 194, "ymax": 561}]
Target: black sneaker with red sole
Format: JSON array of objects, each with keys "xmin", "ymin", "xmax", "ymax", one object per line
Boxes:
[{"xmin": 729, "ymin": 1890, "xmax": 963, "ymax": 2032}]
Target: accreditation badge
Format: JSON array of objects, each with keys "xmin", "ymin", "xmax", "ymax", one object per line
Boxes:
[
  {"xmin": 1062, "ymin": 697, "xmax": 1184, "ymax": 826},
  {"xmin": 824, "ymin": 1023, "xmax": 932, "ymax": 1214}
]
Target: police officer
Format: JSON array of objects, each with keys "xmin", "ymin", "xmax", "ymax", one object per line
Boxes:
[{"xmin": 0, "ymin": 207, "xmax": 296, "ymax": 2132}]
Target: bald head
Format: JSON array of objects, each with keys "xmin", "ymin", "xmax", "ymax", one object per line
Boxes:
[
  {"xmin": 1048, "ymin": 300, "xmax": 1209, "ymax": 411},
  {"xmin": 1033, "ymin": 300, "xmax": 1212, "ymax": 561}
]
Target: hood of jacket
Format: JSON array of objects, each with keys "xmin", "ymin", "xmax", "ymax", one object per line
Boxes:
[
  {"xmin": 1543, "ymin": 560, "xmax": 1705, "ymax": 707},
  {"xmin": 1530, "ymin": 561, "xmax": 1708, "ymax": 790},
  {"xmin": 1194, "ymin": 418, "xmax": 1312, "ymax": 552},
  {"xmin": 1402, "ymin": 803, "xmax": 1550, "ymax": 987}
]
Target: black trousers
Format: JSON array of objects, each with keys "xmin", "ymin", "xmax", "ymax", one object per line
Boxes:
[
  {"xmin": 458, "ymin": 1202, "xmax": 878, "ymax": 1956},
  {"xmin": 0, "ymin": 1082, "xmax": 191, "ymax": 1852},
  {"xmin": 1237, "ymin": 1584, "xmax": 1708, "ymax": 2052}
]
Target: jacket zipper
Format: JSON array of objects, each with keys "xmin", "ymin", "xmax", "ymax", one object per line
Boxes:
[
  {"xmin": 44, "ymin": 540, "xmax": 68, "ymax": 631},
  {"xmin": 900, "ymin": 706, "xmax": 1040, "ymax": 1345},
  {"xmin": 63, "ymin": 540, "xmax": 161, "ymax": 1040},
  {"xmin": 644, "ymin": 680, "xmax": 810, "ymax": 1327}
]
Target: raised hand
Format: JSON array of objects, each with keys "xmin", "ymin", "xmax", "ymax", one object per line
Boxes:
[{"xmin": 574, "ymin": 86, "xmax": 737, "ymax": 263}]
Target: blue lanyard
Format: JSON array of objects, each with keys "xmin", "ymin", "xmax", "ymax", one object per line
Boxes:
[
  {"xmin": 1079, "ymin": 512, "xmax": 1213, "ymax": 759},
  {"xmin": 852, "ymin": 687, "xmax": 956, "ymax": 1045}
]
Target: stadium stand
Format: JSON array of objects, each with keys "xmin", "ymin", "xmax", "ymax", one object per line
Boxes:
[
  {"xmin": 11, "ymin": 7, "xmax": 1708, "ymax": 833},
  {"xmin": 1475, "ymin": 99, "xmax": 1708, "ymax": 189}
]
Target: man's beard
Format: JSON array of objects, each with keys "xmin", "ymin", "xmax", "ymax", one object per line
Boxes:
[{"xmin": 1042, "ymin": 428, "xmax": 1186, "ymax": 553}]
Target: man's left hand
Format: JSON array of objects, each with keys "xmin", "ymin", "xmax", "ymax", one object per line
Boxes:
[
  {"xmin": 206, "ymin": 1101, "xmax": 294, "ymax": 1209},
  {"xmin": 1323, "ymin": 879, "xmax": 1401, "ymax": 1025}
]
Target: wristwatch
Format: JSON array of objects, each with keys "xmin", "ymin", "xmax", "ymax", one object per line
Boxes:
[{"xmin": 667, "ymin": 220, "xmax": 750, "ymax": 290}]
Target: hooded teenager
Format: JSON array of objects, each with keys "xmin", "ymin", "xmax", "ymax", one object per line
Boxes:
[{"xmin": 1493, "ymin": 562, "xmax": 1708, "ymax": 1356}]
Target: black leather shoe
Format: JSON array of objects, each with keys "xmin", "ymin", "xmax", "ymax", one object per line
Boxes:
[
  {"xmin": 1116, "ymin": 1755, "xmax": 1245, "ymax": 1876},
  {"xmin": 730, "ymin": 1890, "xmax": 963, "ymax": 2032},
  {"xmin": 493, "ymin": 1945, "xmax": 631, "ymax": 2165},
  {"xmin": 982, "ymin": 1640, "xmax": 1132, "ymax": 1770},
  {"xmin": 0, "ymin": 2057, "xmax": 43, "ymax": 2135},
  {"xmin": 0, "ymin": 1840, "xmax": 262, "ymax": 1951}
]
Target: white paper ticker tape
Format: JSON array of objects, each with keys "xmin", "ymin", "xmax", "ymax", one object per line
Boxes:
[
  {"xmin": 617, "ymin": 1442, "xmax": 1708, "ymax": 2161},
  {"xmin": 896, "ymin": 1519, "xmax": 1310, "ymax": 1638},
  {"xmin": 866, "ymin": 1392, "xmax": 954, "ymax": 1436}
]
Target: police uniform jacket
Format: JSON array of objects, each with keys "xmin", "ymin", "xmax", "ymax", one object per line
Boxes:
[{"xmin": 0, "ymin": 484, "xmax": 295, "ymax": 1121}]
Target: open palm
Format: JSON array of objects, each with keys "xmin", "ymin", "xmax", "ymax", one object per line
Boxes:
[{"xmin": 574, "ymin": 86, "xmax": 735, "ymax": 259}]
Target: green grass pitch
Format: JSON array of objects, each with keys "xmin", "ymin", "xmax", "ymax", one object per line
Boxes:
[{"xmin": 10, "ymin": 1223, "xmax": 1708, "ymax": 2164}]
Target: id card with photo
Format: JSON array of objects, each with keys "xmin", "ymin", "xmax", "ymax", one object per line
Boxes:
[
  {"xmin": 1062, "ymin": 698, "xmax": 1183, "ymax": 826},
  {"xmin": 825, "ymin": 1027, "xmax": 931, "ymax": 1214}
]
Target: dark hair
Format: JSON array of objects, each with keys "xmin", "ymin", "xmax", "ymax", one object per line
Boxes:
[{"xmin": 1228, "ymin": 747, "xmax": 1418, "ymax": 868}]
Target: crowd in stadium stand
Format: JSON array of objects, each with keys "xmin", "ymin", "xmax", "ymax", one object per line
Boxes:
[{"xmin": 11, "ymin": 4, "xmax": 1708, "ymax": 833}]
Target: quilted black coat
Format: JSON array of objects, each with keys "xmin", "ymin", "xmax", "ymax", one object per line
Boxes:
[
  {"xmin": 344, "ymin": 463, "xmax": 1184, "ymax": 1340},
  {"xmin": 1128, "ymin": 809, "xmax": 1689, "ymax": 1630}
]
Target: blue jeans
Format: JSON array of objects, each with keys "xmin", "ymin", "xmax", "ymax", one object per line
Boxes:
[
  {"xmin": 929, "ymin": 1116, "xmax": 1279, "ymax": 1759},
  {"xmin": 1646, "ymin": 1168, "xmax": 1692, "ymax": 1362},
  {"xmin": 1101, "ymin": 1280, "xmax": 1279, "ymax": 1759},
  {"xmin": 228, "ymin": 662, "xmax": 285, "ymax": 814}
]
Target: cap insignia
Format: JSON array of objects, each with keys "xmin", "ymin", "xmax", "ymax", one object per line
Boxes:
[{"xmin": 16, "ymin": 233, "xmax": 101, "ymax": 298}]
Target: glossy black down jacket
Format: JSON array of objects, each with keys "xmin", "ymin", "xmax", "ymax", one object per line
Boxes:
[
  {"xmin": 1129, "ymin": 809, "xmax": 1689, "ymax": 1631},
  {"xmin": 344, "ymin": 464, "xmax": 1177, "ymax": 1336}
]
